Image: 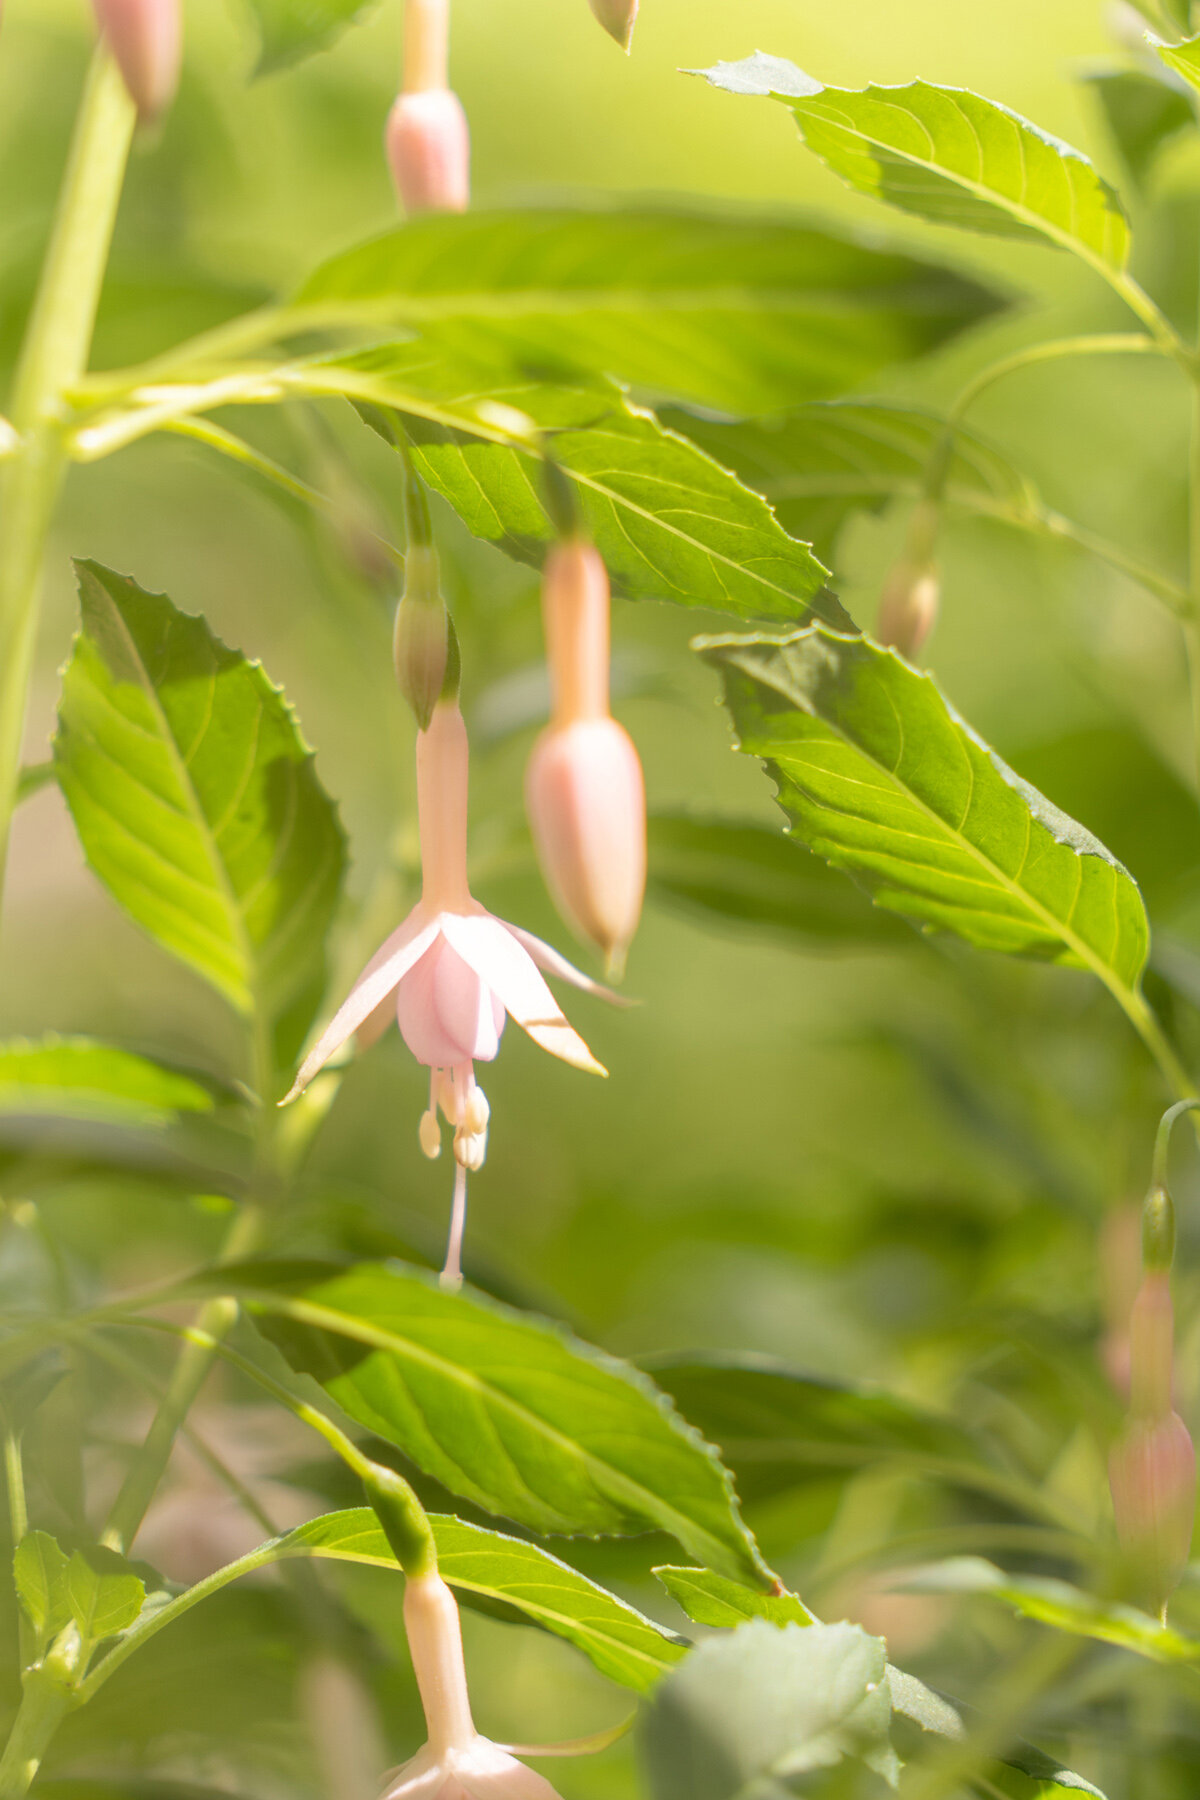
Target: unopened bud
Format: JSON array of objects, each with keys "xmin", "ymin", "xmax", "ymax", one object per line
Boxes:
[
  {"xmin": 386, "ymin": 90, "xmax": 470, "ymax": 215},
  {"xmin": 92, "ymin": 0, "xmax": 182, "ymax": 121},
  {"xmin": 588, "ymin": 0, "xmax": 639, "ymax": 50},
  {"xmin": 1110, "ymin": 1410, "xmax": 1196, "ymax": 1614},
  {"xmin": 394, "ymin": 549, "xmax": 449, "ymax": 731},
  {"xmin": 1130, "ymin": 1270, "xmax": 1176, "ymax": 1420},
  {"xmin": 877, "ymin": 561, "xmax": 940, "ymax": 661},
  {"xmin": 526, "ymin": 716, "xmax": 646, "ymax": 976}
]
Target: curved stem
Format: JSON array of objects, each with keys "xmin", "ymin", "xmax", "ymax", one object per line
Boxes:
[{"xmin": 1151, "ymin": 1099, "xmax": 1200, "ymax": 1189}]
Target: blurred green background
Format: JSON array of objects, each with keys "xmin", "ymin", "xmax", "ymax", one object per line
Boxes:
[{"xmin": 5, "ymin": 1, "xmax": 1200, "ymax": 1795}]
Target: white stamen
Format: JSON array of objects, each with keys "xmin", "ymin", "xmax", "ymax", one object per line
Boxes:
[
  {"xmin": 441, "ymin": 1160, "xmax": 468, "ymax": 1291},
  {"xmin": 418, "ymin": 1109, "xmax": 441, "ymax": 1159},
  {"xmin": 464, "ymin": 1082, "xmax": 489, "ymax": 1136}
]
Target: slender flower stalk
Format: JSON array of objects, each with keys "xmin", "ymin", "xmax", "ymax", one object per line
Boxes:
[
  {"xmin": 91, "ymin": 0, "xmax": 182, "ymax": 121},
  {"xmin": 386, "ymin": 0, "xmax": 470, "ymax": 213},
  {"xmin": 526, "ymin": 533, "xmax": 646, "ymax": 976},
  {"xmin": 283, "ymin": 698, "xmax": 614, "ymax": 1287}
]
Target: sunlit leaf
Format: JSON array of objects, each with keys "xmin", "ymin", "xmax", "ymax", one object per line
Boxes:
[
  {"xmin": 54, "ymin": 563, "xmax": 345, "ymax": 1070},
  {"xmin": 699, "ymin": 628, "xmax": 1150, "ymax": 993},
  {"xmin": 241, "ymin": 0, "xmax": 381, "ymax": 73},
  {"xmin": 641, "ymin": 1619, "xmax": 899, "ymax": 1798},
  {"xmin": 696, "ymin": 56, "xmax": 1130, "ymax": 272},
  {"xmin": 66, "ymin": 1546, "xmax": 146, "ymax": 1643},
  {"xmin": 14, "ymin": 1529, "xmax": 71, "ymax": 1644},
  {"xmin": 1155, "ymin": 32, "xmax": 1200, "ymax": 99},
  {"xmin": 0, "ymin": 1037, "xmax": 216, "ymax": 1129},
  {"xmin": 655, "ymin": 1566, "xmax": 814, "ymax": 1629},
  {"xmin": 297, "ymin": 207, "xmax": 1003, "ymax": 414},
  {"xmin": 885, "ymin": 1667, "xmax": 1106, "ymax": 1796},
  {"xmin": 248, "ymin": 1262, "xmax": 770, "ymax": 1583}
]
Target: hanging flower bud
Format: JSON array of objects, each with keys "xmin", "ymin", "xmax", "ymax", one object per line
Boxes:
[
  {"xmin": 588, "ymin": 0, "xmax": 639, "ymax": 51},
  {"xmin": 394, "ymin": 471, "xmax": 450, "ymax": 730},
  {"xmin": 526, "ymin": 520, "xmax": 646, "ymax": 977},
  {"xmin": 876, "ymin": 498, "xmax": 940, "ymax": 661},
  {"xmin": 92, "ymin": 0, "xmax": 182, "ymax": 122},
  {"xmin": 386, "ymin": 89, "xmax": 470, "ymax": 215}
]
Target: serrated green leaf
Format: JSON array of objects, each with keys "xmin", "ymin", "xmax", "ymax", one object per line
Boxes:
[
  {"xmin": 646, "ymin": 813, "xmax": 910, "ymax": 948},
  {"xmin": 900, "ymin": 1557, "xmax": 1200, "ymax": 1663},
  {"xmin": 54, "ymin": 563, "xmax": 345, "ymax": 1064},
  {"xmin": 241, "ymin": 0, "xmax": 380, "ymax": 73},
  {"xmin": 1081, "ymin": 65, "xmax": 1195, "ymax": 188},
  {"xmin": 0, "ymin": 1037, "xmax": 216, "ymax": 1128},
  {"xmin": 696, "ymin": 56, "xmax": 1130, "ymax": 273},
  {"xmin": 1155, "ymin": 32, "xmax": 1200, "ymax": 98},
  {"xmin": 290, "ymin": 1509, "xmax": 688, "ymax": 1690},
  {"xmin": 885, "ymin": 1667, "xmax": 1106, "ymax": 1797},
  {"xmin": 296, "ymin": 207, "xmax": 1002, "ymax": 415},
  {"xmin": 698, "ymin": 628, "xmax": 1150, "ymax": 998},
  {"xmin": 14, "ymin": 1530, "xmax": 71, "ymax": 1643},
  {"xmin": 66, "ymin": 1545, "xmax": 146, "ymax": 1642},
  {"xmin": 655, "ymin": 1566, "xmax": 815, "ymax": 1629},
  {"xmin": 641, "ymin": 1619, "xmax": 899, "ymax": 1798},
  {"xmin": 248, "ymin": 1262, "xmax": 769, "ymax": 1584}
]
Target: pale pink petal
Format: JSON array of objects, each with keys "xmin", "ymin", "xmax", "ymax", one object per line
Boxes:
[
  {"xmin": 498, "ymin": 920, "xmax": 630, "ymax": 1007},
  {"xmin": 396, "ymin": 936, "xmax": 507, "ymax": 1067},
  {"xmin": 377, "ymin": 1742, "xmax": 454, "ymax": 1798},
  {"xmin": 458, "ymin": 1742, "xmax": 564, "ymax": 1799},
  {"xmin": 440, "ymin": 915, "xmax": 606, "ymax": 1076},
  {"xmin": 281, "ymin": 909, "xmax": 438, "ymax": 1103}
]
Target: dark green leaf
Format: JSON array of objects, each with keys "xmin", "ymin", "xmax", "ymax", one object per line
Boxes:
[
  {"xmin": 241, "ymin": 0, "xmax": 381, "ymax": 74},
  {"xmin": 699, "ymin": 628, "xmax": 1150, "ymax": 993},
  {"xmin": 655, "ymin": 1566, "xmax": 814, "ymax": 1629},
  {"xmin": 647, "ymin": 813, "xmax": 910, "ymax": 948},
  {"xmin": 696, "ymin": 57, "xmax": 1130, "ymax": 271},
  {"xmin": 0, "ymin": 1038, "xmax": 216, "ymax": 1128},
  {"xmin": 297, "ymin": 207, "xmax": 1002, "ymax": 414},
  {"xmin": 885, "ymin": 1668, "xmax": 1106, "ymax": 1797},
  {"xmin": 66, "ymin": 1546, "xmax": 146, "ymax": 1643},
  {"xmin": 54, "ymin": 564, "xmax": 345, "ymax": 1065},
  {"xmin": 14, "ymin": 1530, "xmax": 71, "ymax": 1643},
  {"xmin": 1081, "ymin": 65, "xmax": 1194, "ymax": 188},
  {"xmin": 641, "ymin": 1619, "xmax": 899, "ymax": 1798},
  {"xmin": 249, "ymin": 1262, "xmax": 770, "ymax": 1583}
]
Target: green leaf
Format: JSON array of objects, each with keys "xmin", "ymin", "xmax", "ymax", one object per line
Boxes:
[
  {"xmin": 641, "ymin": 1619, "xmax": 899, "ymax": 1798},
  {"xmin": 1155, "ymin": 32, "xmax": 1200, "ymax": 98},
  {"xmin": 647, "ymin": 813, "xmax": 910, "ymax": 948},
  {"xmin": 54, "ymin": 563, "xmax": 345, "ymax": 1064},
  {"xmin": 289, "ymin": 1509, "xmax": 688, "ymax": 1691},
  {"xmin": 698, "ymin": 628, "xmax": 1150, "ymax": 998},
  {"xmin": 900, "ymin": 1557, "xmax": 1200, "ymax": 1664},
  {"xmin": 14, "ymin": 1530, "xmax": 71, "ymax": 1643},
  {"xmin": 66, "ymin": 1545, "xmax": 146, "ymax": 1642},
  {"xmin": 249, "ymin": 1261, "xmax": 770, "ymax": 1584},
  {"xmin": 339, "ymin": 369, "xmax": 842, "ymax": 625},
  {"xmin": 655, "ymin": 1566, "xmax": 815, "ymax": 1629},
  {"xmin": 885, "ymin": 1667, "xmax": 1106, "ymax": 1797},
  {"xmin": 16, "ymin": 761, "xmax": 55, "ymax": 806},
  {"xmin": 667, "ymin": 400, "xmax": 1038, "ymax": 563},
  {"xmin": 297, "ymin": 207, "xmax": 1003, "ymax": 415},
  {"xmin": 1081, "ymin": 65, "xmax": 1195, "ymax": 189},
  {"xmin": 240, "ymin": 0, "xmax": 381, "ymax": 73},
  {"xmin": 0, "ymin": 1037, "xmax": 216, "ymax": 1128},
  {"xmin": 696, "ymin": 56, "xmax": 1130, "ymax": 273}
]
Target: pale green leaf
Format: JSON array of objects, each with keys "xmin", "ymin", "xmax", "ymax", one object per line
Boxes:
[
  {"xmin": 54, "ymin": 563, "xmax": 345, "ymax": 1062},
  {"xmin": 696, "ymin": 56, "xmax": 1131, "ymax": 273},
  {"xmin": 13, "ymin": 1530, "xmax": 71, "ymax": 1643},
  {"xmin": 642, "ymin": 1619, "xmax": 899, "ymax": 1798},
  {"xmin": 1155, "ymin": 32, "xmax": 1200, "ymax": 98},
  {"xmin": 885, "ymin": 1667, "xmax": 1106, "ymax": 1796},
  {"xmin": 698, "ymin": 628, "xmax": 1150, "ymax": 997},
  {"xmin": 297, "ymin": 207, "xmax": 1002, "ymax": 414},
  {"xmin": 241, "ymin": 0, "xmax": 381, "ymax": 73},
  {"xmin": 0, "ymin": 1036, "xmax": 216, "ymax": 1128},
  {"xmin": 655, "ymin": 1566, "xmax": 814, "ymax": 1629},
  {"xmin": 249, "ymin": 1261, "xmax": 770, "ymax": 1584},
  {"xmin": 66, "ymin": 1545, "xmax": 146, "ymax": 1642},
  {"xmin": 1081, "ymin": 65, "xmax": 1195, "ymax": 188}
]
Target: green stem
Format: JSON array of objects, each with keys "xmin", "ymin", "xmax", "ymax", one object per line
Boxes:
[
  {"xmin": 1120, "ymin": 987, "xmax": 1198, "ymax": 1106},
  {"xmin": 0, "ymin": 1675, "xmax": 71, "ymax": 1800},
  {"xmin": 0, "ymin": 49, "xmax": 135, "ymax": 907},
  {"xmin": 1185, "ymin": 378, "xmax": 1200, "ymax": 802},
  {"xmin": 3, "ymin": 1426, "xmax": 33, "ymax": 1671}
]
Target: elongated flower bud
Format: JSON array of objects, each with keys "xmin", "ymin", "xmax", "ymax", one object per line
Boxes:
[
  {"xmin": 394, "ymin": 548, "xmax": 449, "ymax": 731},
  {"xmin": 1110, "ymin": 1410, "xmax": 1195, "ymax": 1616},
  {"xmin": 386, "ymin": 89, "xmax": 470, "ymax": 214},
  {"xmin": 92, "ymin": 0, "xmax": 182, "ymax": 121},
  {"xmin": 588, "ymin": 0, "xmax": 639, "ymax": 50},
  {"xmin": 528, "ymin": 539, "xmax": 646, "ymax": 973}
]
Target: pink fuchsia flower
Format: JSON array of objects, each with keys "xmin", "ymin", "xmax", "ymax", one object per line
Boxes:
[
  {"xmin": 92, "ymin": 0, "xmax": 182, "ymax": 121},
  {"xmin": 526, "ymin": 540, "xmax": 646, "ymax": 976},
  {"xmin": 282, "ymin": 698, "xmax": 613, "ymax": 1284},
  {"xmin": 382, "ymin": 1571, "xmax": 564, "ymax": 1799}
]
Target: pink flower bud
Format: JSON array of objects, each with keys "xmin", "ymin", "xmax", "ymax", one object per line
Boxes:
[
  {"xmin": 1109, "ymin": 1411, "xmax": 1196, "ymax": 1614},
  {"xmin": 876, "ymin": 561, "xmax": 940, "ymax": 661},
  {"xmin": 527, "ymin": 717, "xmax": 646, "ymax": 978},
  {"xmin": 92, "ymin": 0, "xmax": 182, "ymax": 121},
  {"xmin": 1130, "ymin": 1270, "xmax": 1176, "ymax": 1419},
  {"xmin": 386, "ymin": 90, "xmax": 470, "ymax": 215},
  {"xmin": 588, "ymin": 0, "xmax": 639, "ymax": 50}
]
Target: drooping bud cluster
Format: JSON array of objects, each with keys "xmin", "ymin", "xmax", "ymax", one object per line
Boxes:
[
  {"xmin": 387, "ymin": 0, "xmax": 470, "ymax": 214},
  {"xmin": 876, "ymin": 498, "xmax": 941, "ymax": 662},
  {"xmin": 587, "ymin": 0, "xmax": 639, "ymax": 51},
  {"xmin": 1108, "ymin": 1182, "xmax": 1196, "ymax": 1618},
  {"xmin": 526, "ymin": 476, "xmax": 646, "ymax": 977},
  {"xmin": 92, "ymin": 0, "xmax": 181, "ymax": 122}
]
